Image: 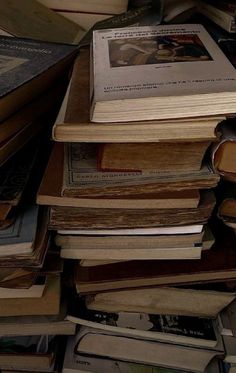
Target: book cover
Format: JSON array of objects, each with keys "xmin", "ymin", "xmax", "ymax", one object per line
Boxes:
[
  {"xmin": 0, "ymin": 36, "xmax": 77, "ymax": 121},
  {"xmin": 91, "ymin": 24, "xmax": 236, "ymax": 121}
]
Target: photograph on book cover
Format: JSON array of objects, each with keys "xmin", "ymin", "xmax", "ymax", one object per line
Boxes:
[{"xmin": 108, "ymin": 34, "xmax": 213, "ymax": 67}]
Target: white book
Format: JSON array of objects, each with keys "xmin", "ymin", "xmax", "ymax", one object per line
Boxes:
[{"xmin": 91, "ymin": 24, "xmax": 236, "ymax": 122}]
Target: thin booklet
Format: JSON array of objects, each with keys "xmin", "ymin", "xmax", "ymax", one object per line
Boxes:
[{"xmin": 91, "ymin": 24, "xmax": 236, "ymax": 122}]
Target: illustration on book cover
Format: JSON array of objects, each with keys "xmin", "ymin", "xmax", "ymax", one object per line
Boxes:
[{"xmin": 108, "ymin": 34, "xmax": 213, "ymax": 67}]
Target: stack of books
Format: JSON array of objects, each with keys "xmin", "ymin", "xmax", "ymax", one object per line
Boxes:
[
  {"xmin": 0, "ymin": 14, "xmax": 79, "ymax": 372},
  {"xmin": 35, "ymin": 22, "xmax": 236, "ymax": 372}
]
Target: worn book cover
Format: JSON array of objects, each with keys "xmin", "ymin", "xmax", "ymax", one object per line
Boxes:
[{"xmin": 0, "ymin": 36, "xmax": 77, "ymax": 121}]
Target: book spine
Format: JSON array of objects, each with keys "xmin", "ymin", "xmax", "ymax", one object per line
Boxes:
[{"xmin": 200, "ymin": 2, "xmax": 235, "ymax": 33}]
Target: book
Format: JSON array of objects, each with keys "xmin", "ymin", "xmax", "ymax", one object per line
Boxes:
[
  {"xmin": 0, "ymin": 276, "xmax": 46, "ymax": 299},
  {"xmin": 98, "ymin": 141, "xmax": 212, "ymax": 172},
  {"xmin": 0, "ymin": 36, "xmax": 77, "ymax": 122},
  {"xmin": 85, "ymin": 284, "xmax": 236, "ymax": 317},
  {"xmin": 74, "ymin": 326, "xmax": 222, "ymax": 372},
  {"xmin": 0, "ymin": 335, "xmax": 55, "ymax": 370},
  {"xmin": 219, "ymin": 299, "xmax": 236, "ymax": 337},
  {"xmin": 53, "ymin": 48, "xmax": 225, "ymax": 142},
  {"xmin": 57, "ymin": 11, "xmax": 112, "ymax": 31},
  {"xmin": 0, "ymin": 275, "xmax": 60, "ymax": 317},
  {"xmin": 67, "ymin": 306, "xmax": 218, "ymax": 348},
  {"xmin": 0, "ymin": 205, "xmax": 39, "ymax": 257},
  {"xmin": 0, "ymin": 304, "xmax": 76, "ymax": 336},
  {"xmin": 37, "ymin": 143, "xmax": 219, "ymax": 207},
  {"xmin": 74, "ymin": 223, "xmax": 236, "ymax": 293},
  {"xmin": 38, "ymin": 0, "xmax": 129, "ymax": 15},
  {"xmin": 211, "ymin": 120, "xmax": 236, "ymax": 182},
  {"xmin": 48, "ymin": 191, "xmax": 215, "ymax": 230},
  {"xmin": 91, "ymin": 24, "xmax": 236, "ymax": 123},
  {"xmin": 198, "ymin": 1, "xmax": 236, "ymax": 33},
  {"xmin": 0, "ymin": 0, "xmax": 84, "ymax": 44},
  {"xmin": 38, "ymin": 143, "xmax": 203, "ymax": 209},
  {"xmin": 57, "ymin": 227, "xmax": 214, "ymax": 260},
  {"xmin": 63, "ymin": 335, "xmax": 222, "ymax": 373}
]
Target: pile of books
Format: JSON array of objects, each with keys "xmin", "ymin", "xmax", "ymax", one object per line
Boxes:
[
  {"xmin": 36, "ymin": 19, "xmax": 236, "ymax": 373},
  {"xmin": 0, "ymin": 11, "xmax": 79, "ymax": 372}
]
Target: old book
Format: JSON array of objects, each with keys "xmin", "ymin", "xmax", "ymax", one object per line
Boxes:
[
  {"xmin": 75, "ymin": 224, "xmax": 236, "ymax": 293},
  {"xmin": 0, "ymin": 36, "xmax": 77, "ymax": 122},
  {"xmin": 49, "ymin": 191, "xmax": 215, "ymax": 230},
  {"xmin": 91, "ymin": 24, "xmax": 236, "ymax": 123},
  {"xmin": 39, "ymin": 0, "xmax": 128, "ymax": 14},
  {"xmin": 38, "ymin": 142, "xmax": 219, "ymax": 203},
  {"xmin": 85, "ymin": 285, "xmax": 236, "ymax": 318},
  {"xmin": 0, "ymin": 268, "xmax": 38, "ymax": 289},
  {"xmin": 37, "ymin": 143, "xmax": 207, "ymax": 209},
  {"xmin": 0, "ymin": 205, "xmax": 39, "ymax": 257},
  {"xmin": 57, "ymin": 227, "xmax": 214, "ymax": 261},
  {"xmin": 0, "ymin": 0, "xmax": 84, "ymax": 44},
  {"xmin": 0, "ymin": 208, "xmax": 49, "ymax": 268},
  {"xmin": 53, "ymin": 48, "xmax": 225, "ymax": 142},
  {"xmin": 57, "ymin": 11, "xmax": 111, "ymax": 30},
  {"xmin": 0, "ymin": 276, "xmax": 46, "ymax": 299},
  {"xmin": 75, "ymin": 326, "xmax": 221, "ymax": 372},
  {"xmin": 0, "ymin": 335, "xmax": 55, "ymax": 370},
  {"xmin": 63, "ymin": 335, "xmax": 222, "ymax": 373},
  {"xmin": 56, "ymin": 229, "xmax": 205, "ymax": 253},
  {"xmin": 198, "ymin": 1, "xmax": 236, "ymax": 33},
  {"xmin": 223, "ymin": 335, "xmax": 236, "ymax": 364},
  {"xmin": 67, "ymin": 309, "xmax": 218, "ymax": 348},
  {"xmin": 0, "ymin": 303, "xmax": 75, "ymax": 336},
  {"xmin": 0, "ymin": 275, "xmax": 60, "ymax": 317},
  {"xmin": 219, "ymin": 300, "xmax": 236, "ymax": 337},
  {"xmin": 98, "ymin": 141, "xmax": 211, "ymax": 172},
  {"xmin": 211, "ymin": 120, "xmax": 236, "ymax": 182}
]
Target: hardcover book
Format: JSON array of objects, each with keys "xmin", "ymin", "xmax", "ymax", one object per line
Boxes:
[{"xmin": 0, "ymin": 36, "xmax": 77, "ymax": 121}]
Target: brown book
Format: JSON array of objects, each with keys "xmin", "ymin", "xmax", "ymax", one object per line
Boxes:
[
  {"xmin": 37, "ymin": 142, "xmax": 219, "ymax": 208},
  {"xmin": 212, "ymin": 120, "xmax": 236, "ymax": 182},
  {"xmin": 74, "ymin": 223, "xmax": 236, "ymax": 293},
  {"xmin": 52, "ymin": 48, "xmax": 224, "ymax": 143},
  {"xmin": 49, "ymin": 190, "xmax": 215, "ymax": 230},
  {"xmin": 98, "ymin": 142, "xmax": 211, "ymax": 172},
  {"xmin": 0, "ymin": 0, "xmax": 84, "ymax": 44},
  {"xmin": 0, "ymin": 275, "xmax": 60, "ymax": 317}
]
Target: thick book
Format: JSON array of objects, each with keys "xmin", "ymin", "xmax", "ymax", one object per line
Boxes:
[
  {"xmin": 0, "ymin": 36, "xmax": 77, "ymax": 121},
  {"xmin": 0, "ymin": 0, "xmax": 84, "ymax": 44},
  {"xmin": 85, "ymin": 284, "xmax": 236, "ymax": 318},
  {"xmin": 98, "ymin": 141, "xmax": 211, "ymax": 172},
  {"xmin": 211, "ymin": 120, "xmax": 236, "ymax": 182},
  {"xmin": 48, "ymin": 191, "xmax": 215, "ymax": 230},
  {"xmin": 0, "ymin": 275, "xmax": 60, "ymax": 317},
  {"xmin": 53, "ymin": 48, "xmax": 224, "ymax": 143},
  {"xmin": 198, "ymin": 1, "xmax": 236, "ymax": 33},
  {"xmin": 37, "ymin": 142, "xmax": 219, "ymax": 203},
  {"xmin": 63, "ymin": 335, "xmax": 222, "ymax": 373},
  {"xmin": 37, "ymin": 142, "xmax": 212, "ymax": 209},
  {"xmin": 74, "ymin": 326, "xmax": 222, "ymax": 372},
  {"xmin": 91, "ymin": 24, "xmax": 236, "ymax": 122},
  {"xmin": 75, "ymin": 224, "xmax": 236, "ymax": 293},
  {"xmin": 0, "ymin": 303, "xmax": 76, "ymax": 336}
]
